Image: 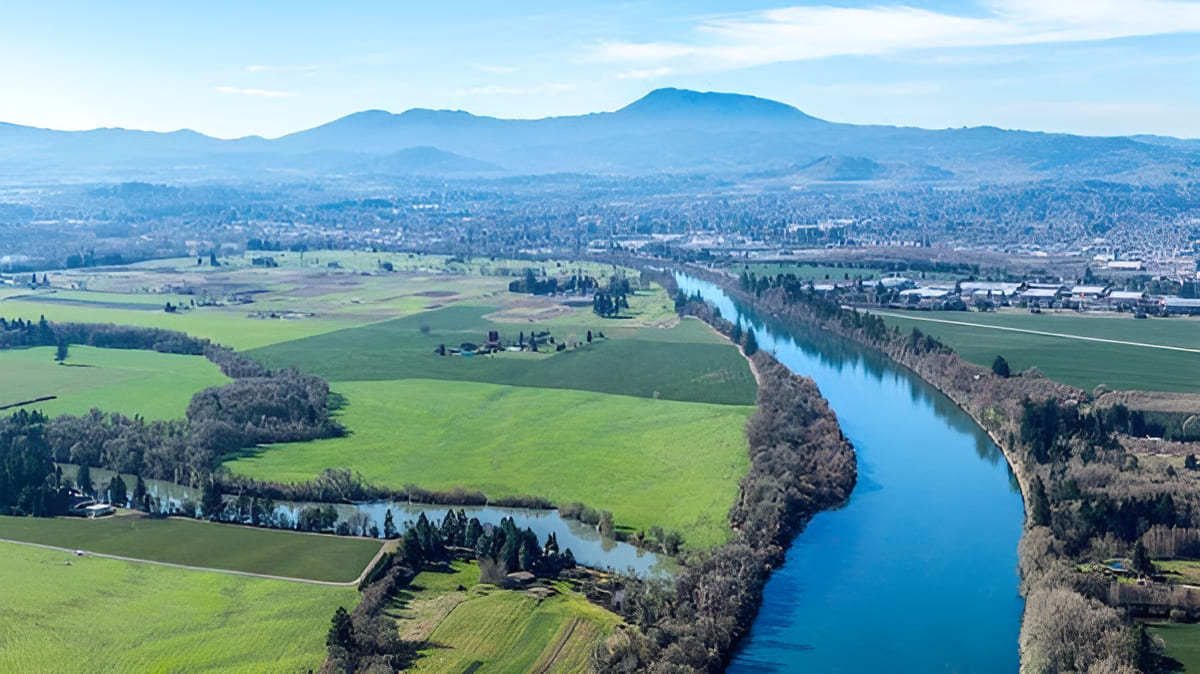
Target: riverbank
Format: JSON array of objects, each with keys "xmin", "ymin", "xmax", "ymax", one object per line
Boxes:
[{"xmin": 667, "ymin": 261, "xmax": 1163, "ymax": 672}]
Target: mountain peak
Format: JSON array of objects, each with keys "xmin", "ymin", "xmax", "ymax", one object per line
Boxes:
[{"xmin": 617, "ymin": 88, "xmax": 820, "ymax": 123}]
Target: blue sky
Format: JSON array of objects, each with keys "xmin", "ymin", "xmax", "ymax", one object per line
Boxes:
[{"xmin": 2, "ymin": 0, "xmax": 1198, "ymax": 139}]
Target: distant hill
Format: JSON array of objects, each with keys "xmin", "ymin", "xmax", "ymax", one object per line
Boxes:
[{"xmin": 0, "ymin": 88, "xmax": 1196, "ymax": 184}]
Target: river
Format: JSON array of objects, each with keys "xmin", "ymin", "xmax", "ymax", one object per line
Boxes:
[{"xmin": 676, "ymin": 273, "xmax": 1024, "ymax": 673}]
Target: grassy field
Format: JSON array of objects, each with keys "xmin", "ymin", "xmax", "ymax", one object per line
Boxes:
[
  {"xmin": 1153, "ymin": 559, "xmax": 1200, "ymax": 585},
  {"xmin": 228, "ymin": 379, "xmax": 752, "ymax": 548},
  {"xmin": 0, "ymin": 345, "xmax": 229, "ymax": 419},
  {"xmin": 0, "ymin": 514, "xmax": 381, "ymax": 582},
  {"xmin": 250, "ymin": 306, "xmax": 757, "ymax": 406},
  {"xmin": 1149, "ymin": 622, "xmax": 1200, "ymax": 672},
  {"xmin": 393, "ymin": 561, "xmax": 620, "ymax": 674},
  {"xmin": 0, "ymin": 541, "xmax": 354, "ymax": 672},
  {"xmin": 878, "ymin": 310, "xmax": 1200, "ymax": 393}
]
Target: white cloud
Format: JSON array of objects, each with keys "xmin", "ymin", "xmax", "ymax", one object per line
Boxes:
[
  {"xmin": 477, "ymin": 64, "xmax": 517, "ymax": 74},
  {"xmin": 215, "ymin": 86, "xmax": 295, "ymax": 98},
  {"xmin": 591, "ymin": 0, "xmax": 1200, "ymax": 71}
]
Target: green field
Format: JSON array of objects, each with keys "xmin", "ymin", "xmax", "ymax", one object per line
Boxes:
[
  {"xmin": 250, "ymin": 306, "xmax": 757, "ymax": 406},
  {"xmin": 1149, "ymin": 622, "xmax": 1200, "ymax": 672},
  {"xmin": 228, "ymin": 378, "xmax": 752, "ymax": 548},
  {"xmin": 0, "ymin": 542, "xmax": 354, "ymax": 672},
  {"xmin": 0, "ymin": 345, "xmax": 229, "ymax": 419},
  {"xmin": 0, "ymin": 515, "xmax": 381, "ymax": 582},
  {"xmin": 878, "ymin": 310, "xmax": 1200, "ymax": 392},
  {"xmin": 395, "ymin": 561, "xmax": 620, "ymax": 674}
]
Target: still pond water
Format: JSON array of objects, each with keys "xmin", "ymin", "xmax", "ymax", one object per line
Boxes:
[{"xmin": 676, "ymin": 273, "xmax": 1024, "ymax": 673}]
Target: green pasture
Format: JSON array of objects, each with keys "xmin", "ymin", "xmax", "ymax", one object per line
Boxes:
[
  {"xmin": 0, "ymin": 515, "xmax": 381, "ymax": 582},
  {"xmin": 0, "ymin": 297, "xmax": 361, "ymax": 349},
  {"xmin": 0, "ymin": 346, "xmax": 229, "ymax": 419},
  {"xmin": 1149, "ymin": 622, "xmax": 1200, "ymax": 672},
  {"xmin": 878, "ymin": 311, "xmax": 1200, "ymax": 393},
  {"xmin": 398, "ymin": 561, "xmax": 620, "ymax": 674},
  {"xmin": 227, "ymin": 378, "xmax": 752, "ymax": 548},
  {"xmin": 250, "ymin": 305, "xmax": 757, "ymax": 406},
  {"xmin": 0, "ymin": 542, "xmax": 354, "ymax": 673}
]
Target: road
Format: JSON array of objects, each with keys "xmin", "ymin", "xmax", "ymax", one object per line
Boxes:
[{"xmin": 870, "ymin": 310, "xmax": 1200, "ymax": 355}]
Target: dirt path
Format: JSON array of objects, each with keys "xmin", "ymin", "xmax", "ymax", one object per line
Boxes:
[
  {"xmin": 871, "ymin": 310, "xmax": 1200, "ymax": 354},
  {"xmin": 0, "ymin": 535, "xmax": 391, "ymax": 587}
]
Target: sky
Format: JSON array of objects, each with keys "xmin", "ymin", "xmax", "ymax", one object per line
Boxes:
[{"xmin": 1, "ymin": 0, "xmax": 1199, "ymax": 139}]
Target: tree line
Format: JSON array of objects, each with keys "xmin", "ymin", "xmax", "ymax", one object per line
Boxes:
[{"xmin": 589, "ymin": 293, "xmax": 857, "ymax": 672}]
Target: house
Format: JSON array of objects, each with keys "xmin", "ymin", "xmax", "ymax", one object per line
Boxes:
[{"xmin": 1070, "ymin": 285, "xmax": 1109, "ymax": 300}]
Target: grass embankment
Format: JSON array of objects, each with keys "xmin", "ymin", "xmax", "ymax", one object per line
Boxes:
[
  {"xmin": 0, "ymin": 345, "xmax": 229, "ymax": 419},
  {"xmin": 393, "ymin": 561, "xmax": 620, "ymax": 673},
  {"xmin": 0, "ymin": 542, "xmax": 355, "ymax": 672},
  {"xmin": 1149, "ymin": 622, "xmax": 1200, "ymax": 671},
  {"xmin": 878, "ymin": 311, "xmax": 1200, "ymax": 392},
  {"xmin": 249, "ymin": 305, "xmax": 757, "ymax": 405},
  {"xmin": 0, "ymin": 514, "xmax": 381, "ymax": 582},
  {"xmin": 230, "ymin": 379, "xmax": 752, "ymax": 548}
]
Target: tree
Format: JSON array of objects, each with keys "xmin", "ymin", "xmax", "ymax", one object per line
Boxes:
[
  {"xmin": 586, "ymin": 330, "xmax": 593, "ymax": 343},
  {"xmin": 992, "ymin": 355, "xmax": 1010, "ymax": 378},
  {"xmin": 108, "ymin": 474, "xmax": 127, "ymax": 506},
  {"xmin": 743, "ymin": 330, "xmax": 759, "ymax": 356},
  {"xmin": 76, "ymin": 464, "xmax": 93, "ymax": 496},
  {"xmin": 133, "ymin": 475, "xmax": 148, "ymax": 511},
  {"xmin": 1132, "ymin": 539, "xmax": 1153, "ymax": 576},
  {"xmin": 54, "ymin": 338, "xmax": 68, "ymax": 364},
  {"xmin": 209, "ymin": 252, "xmax": 219, "ymax": 266},
  {"xmin": 1185, "ymin": 454, "xmax": 1198, "ymax": 471},
  {"xmin": 1031, "ymin": 476, "xmax": 1051, "ymax": 527},
  {"xmin": 327, "ymin": 606, "xmax": 355, "ymax": 650},
  {"xmin": 730, "ymin": 322, "xmax": 743, "ymax": 345},
  {"xmin": 383, "ymin": 509, "xmax": 398, "ymax": 539}
]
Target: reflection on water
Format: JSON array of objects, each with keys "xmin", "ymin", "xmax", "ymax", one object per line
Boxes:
[{"xmin": 677, "ymin": 274, "xmax": 1024, "ymax": 673}]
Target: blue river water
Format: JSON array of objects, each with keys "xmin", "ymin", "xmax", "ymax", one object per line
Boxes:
[{"xmin": 676, "ymin": 274, "xmax": 1024, "ymax": 673}]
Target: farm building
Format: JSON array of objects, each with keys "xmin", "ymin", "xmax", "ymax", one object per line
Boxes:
[
  {"xmin": 1020, "ymin": 288, "xmax": 1061, "ymax": 304},
  {"xmin": 1160, "ymin": 297, "xmax": 1200, "ymax": 316},
  {"xmin": 1104, "ymin": 291, "xmax": 1148, "ymax": 309},
  {"xmin": 960, "ymin": 282, "xmax": 1022, "ymax": 298}
]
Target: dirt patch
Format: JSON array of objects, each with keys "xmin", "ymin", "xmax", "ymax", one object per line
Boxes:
[
  {"xmin": 484, "ymin": 304, "xmax": 574, "ymax": 323},
  {"xmin": 414, "ymin": 290, "xmax": 458, "ymax": 298},
  {"xmin": 1096, "ymin": 391, "xmax": 1200, "ymax": 414}
]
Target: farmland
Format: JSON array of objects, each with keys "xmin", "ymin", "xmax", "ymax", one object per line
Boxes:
[
  {"xmin": 877, "ymin": 310, "xmax": 1200, "ymax": 393},
  {"xmin": 0, "ymin": 514, "xmax": 381, "ymax": 582},
  {"xmin": 0, "ymin": 542, "xmax": 356, "ymax": 672},
  {"xmin": 228, "ymin": 378, "xmax": 752, "ymax": 548},
  {"xmin": 394, "ymin": 561, "xmax": 621, "ymax": 673},
  {"xmin": 0, "ymin": 345, "xmax": 228, "ymax": 419},
  {"xmin": 249, "ymin": 306, "xmax": 757, "ymax": 405}
]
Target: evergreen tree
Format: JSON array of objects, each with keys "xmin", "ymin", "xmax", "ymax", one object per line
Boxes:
[
  {"xmin": 743, "ymin": 330, "xmax": 759, "ymax": 356},
  {"xmin": 76, "ymin": 464, "xmax": 93, "ymax": 496},
  {"xmin": 55, "ymin": 337, "xmax": 69, "ymax": 363},
  {"xmin": 108, "ymin": 475, "xmax": 127, "ymax": 506},
  {"xmin": 730, "ymin": 322, "xmax": 743, "ymax": 344},
  {"xmin": 1132, "ymin": 539, "xmax": 1153, "ymax": 576},
  {"xmin": 992, "ymin": 355, "xmax": 1010, "ymax": 378},
  {"xmin": 383, "ymin": 508, "xmax": 398, "ymax": 539},
  {"xmin": 1186, "ymin": 454, "xmax": 1198, "ymax": 471},
  {"xmin": 326, "ymin": 606, "xmax": 355, "ymax": 650},
  {"xmin": 1031, "ymin": 476, "xmax": 1051, "ymax": 526}
]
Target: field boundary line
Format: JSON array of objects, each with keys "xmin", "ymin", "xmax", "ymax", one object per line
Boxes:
[
  {"xmin": 0, "ymin": 536, "xmax": 383, "ymax": 587},
  {"xmin": 869, "ymin": 311, "xmax": 1200, "ymax": 354}
]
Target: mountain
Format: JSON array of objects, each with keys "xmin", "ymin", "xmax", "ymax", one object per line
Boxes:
[{"xmin": 0, "ymin": 88, "xmax": 1196, "ymax": 184}]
